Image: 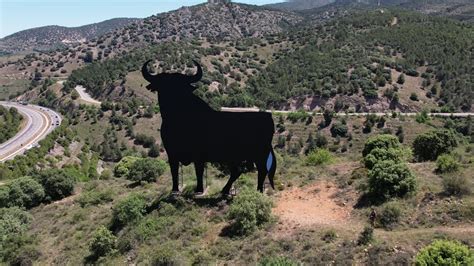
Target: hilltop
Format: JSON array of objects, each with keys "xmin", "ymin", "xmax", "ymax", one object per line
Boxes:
[{"xmin": 0, "ymin": 18, "xmax": 141, "ymax": 54}]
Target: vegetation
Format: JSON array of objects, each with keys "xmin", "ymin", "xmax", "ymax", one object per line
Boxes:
[
  {"xmin": 413, "ymin": 129, "xmax": 458, "ymax": 161},
  {"xmin": 126, "ymin": 158, "xmax": 167, "ymax": 183},
  {"xmin": 112, "ymin": 194, "xmax": 148, "ymax": 226},
  {"xmin": 415, "ymin": 240, "xmax": 474, "ymax": 266},
  {"xmin": 0, "ymin": 106, "xmax": 23, "ymax": 143},
  {"xmin": 33, "ymin": 169, "xmax": 76, "ymax": 201},
  {"xmin": 305, "ymin": 149, "xmax": 333, "ymax": 166},
  {"xmin": 0, "ymin": 177, "xmax": 45, "ymax": 208},
  {"xmin": 436, "ymin": 154, "xmax": 460, "ymax": 173},
  {"xmin": 88, "ymin": 226, "xmax": 117, "ymax": 259},
  {"xmin": 228, "ymin": 188, "xmax": 273, "ymax": 235}
]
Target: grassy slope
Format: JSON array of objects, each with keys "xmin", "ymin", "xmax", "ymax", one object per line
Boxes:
[{"xmin": 25, "ymin": 114, "xmax": 474, "ymax": 264}]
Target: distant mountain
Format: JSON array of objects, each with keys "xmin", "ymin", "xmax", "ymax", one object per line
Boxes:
[
  {"xmin": 268, "ymin": 0, "xmax": 473, "ymax": 22},
  {"xmin": 266, "ymin": 0, "xmax": 335, "ymax": 11},
  {"xmin": 0, "ymin": 18, "xmax": 141, "ymax": 53}
]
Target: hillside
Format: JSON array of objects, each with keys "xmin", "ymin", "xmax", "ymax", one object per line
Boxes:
[
  {"xmin": 1, "ymin": 2, "xmax": 473, "ymax": 265},
  {"xmin": 0, "ymin": 18, "xmax": 141, "ymax": 54}
]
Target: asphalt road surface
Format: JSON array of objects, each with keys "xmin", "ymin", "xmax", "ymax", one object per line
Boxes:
[{"xmin": 0, "ymin": 102, "xmax": 62, "ymax": 162}]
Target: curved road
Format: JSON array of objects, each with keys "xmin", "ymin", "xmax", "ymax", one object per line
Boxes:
[
  {"xmin": 0, "ymin": 102, "xmax": 61, "ymax": 162},
  {"xmin": 75, "ymin": 85, "xmax": 102, "ymax": 105}
]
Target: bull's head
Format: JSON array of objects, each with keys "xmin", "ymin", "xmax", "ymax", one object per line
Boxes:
[{"xmin": 141, "ymin": 60, "xmax": 202, "ymax": 93}]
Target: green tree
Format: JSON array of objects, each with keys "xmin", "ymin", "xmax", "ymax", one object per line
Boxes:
[
  {"xmin": 362, "ymin": 134, "xmax": 400, "ymax": 157},
  {"xmin": 34, "ymin": 169, "xmax": 76, "ymax": 201},
  {"xmin": 0, "ymin": 177, "xmax": 45, "ymax": 208},
  {"xmin": 114, "ymin": 156, "xmax": 140, "ymax": 178},
  {"xmin": 368, "ymin": 160, "xmax": 416, "ymax": 201},
  {"xmin": 412, "ymin": 129, "xmax": 458, "ymax": 161},
  {"xmin": 415, "ymin": 240, "xmax": 474, "ymax": 266},
  {"xmin": 126, "ymin": 158, "xmax": 167, "ymax": 183},
  {"xmin": 89, "ymin": 226, "xmax": 117, "ymax": 259},
  {"xmin": 112, "ymin": 194, "xmax": 147, "ymax": 226}
]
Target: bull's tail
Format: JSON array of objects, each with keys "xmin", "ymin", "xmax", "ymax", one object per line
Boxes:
[{"xmin": 266, "ymin": 148, "xmax": 276, "ymax": 189}]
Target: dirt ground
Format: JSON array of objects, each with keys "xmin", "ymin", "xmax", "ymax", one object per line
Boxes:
[{"xmin": 273, "ymin": 180, "xmax": 361, "ymax": 236}]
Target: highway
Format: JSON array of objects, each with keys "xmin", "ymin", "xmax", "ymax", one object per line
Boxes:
[{"xmin": 0, "ymin": 101, "xmax": 62, "ymax": 162}]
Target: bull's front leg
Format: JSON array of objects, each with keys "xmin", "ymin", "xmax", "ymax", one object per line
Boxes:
[
  {"xmin": 169, "ymin": 159, "xmax": 180, "ymax": 193},
  {"xmin": 194, "ymin": 161, "xmax": 205, "ymax": 194}
]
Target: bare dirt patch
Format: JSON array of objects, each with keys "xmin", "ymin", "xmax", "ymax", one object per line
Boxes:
[{"xmin": 273, "ymin": 181, "xmax": 359, "ymax": 236}]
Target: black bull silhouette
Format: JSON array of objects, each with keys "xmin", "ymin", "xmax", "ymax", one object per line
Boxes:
[{"xmin": 142, "ymin": 59, "xmax": 276, "ymax": 195}]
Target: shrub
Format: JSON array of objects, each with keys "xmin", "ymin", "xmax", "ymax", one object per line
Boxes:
[
  {"xmin": 415, "ymin": 240, "xmax": 474, "ymax": 266},
  {"xmin": 89, "ymin": 226, "xmax": 117, "ymax": 258},
  {"xmin": 151, "ymin": 243, "xmax": 179, "ymax": 266},
  {"xmin": 0, "ymin": 177, "xmax": 44, "ymax": 208},
  {"xmin": 364, "ymin": 148, "xmax": 403, "ymax": 170},
  {"xmin": 258, "ymin": 256, "xmax": 298, "ymax": 266},
  {"xmin": 436, "ymin": 154, "xmax": 460, "ymax": 173},
  {"xmin": 368, "ymin": 160, "xmax": 417, "ymax": 201},
  {"xmin": 378, "ymin": 202, "xmax": 402, "ymax": 229},
  {"xmin": 442, "ymin": 176, "xmax": 471, "ymax": 196},
  {"xmin": 76, "ymin": 189, "xmax": 114, "ymax": 207},
  {"xmin": 362, "ymin": 135, "xmax": 400, "ymax": 157},
  {"xmin": 412, "ymin": 130, "xmax": 458, "ymax": 161},
  {"xmin": 357, "ymin": 226, "xmax": 374, "ymax": 245},
  {"xmin": 322, "ymin": 229, "xmax": 338, "ymax": 243},
  {"xmin": 228, "ymin": 188, "xmax": 272, "ymax": 235},
  {"xmin": 34, "ymin": 169, "xmax": 76, "ymax": 201},
  {"xmin": 330, "ymin": 121, "xmax": 348, "ymax": 137},
  {"xmin": 112, "ymin": 194, "xmax": 148, "ymax": 226},
  {"xmin": 114, "ymin": 156, "xmax": 140, "ymax": 178},
  {"xmin": 0, "ymin": 207, "xmax": 35, "ymax": 263},
  {"xmin": 126, "ymin": 158, "xmax": 167, "ymax": 183},
  {"xmin": 305, "ymin": 149, "xmax": 333, "ymax": 166}
]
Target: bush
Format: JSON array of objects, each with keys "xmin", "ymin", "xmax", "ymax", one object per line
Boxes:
[
  {"xmin": 306, "ymin": 149, "xmax": 333, "ymax": 166},
  {"xmin": 76, "ymin": 189, "xmax": 114, "ymax": 207},
  {"xmin": 442, "ymin": 176, "xmax": 471, "ymax": 196},
  {"xmin": 258, "ymin": 256, "xmax": 298, "ymax": 266},
  {"xmin": 89, "ymin": 226, "xmax": 117, "ymax": 258},
  {"xmin": 378, "ymin": 202, "xmax": 402, "ymax": 229},
  {"xmin": 152, "ymin": 243, "xmax": 179, "ymax": 266},
  {"xmin": 436, "ymin": 154, "xmax": 460, "ymax": 173},
  {"xmin": 126, "ymin": 158, "xmax": 167, "ymax": 183},
  {"xmin": 0, "ymin": 207, "xmax": 35, "ymax": 263},
  {"xmin": 330, "ymin": 121, "xmax": 348, "ymax": 137},
  {"xmin": 357, "ymin": 226, "xmax": 374, "ymax": 245},
  {"xmin": 412, "ymin": 130, "xmax": 458, "ymax": 161},
  {"xmin": 364, "ymin": 148, "xmax": 403, "ymax": 170},
  {"xmin": 362, "ymin": 135, "xmax": 400, "ymax": 157},
  {"xmin": 368, "ymin": 160, "xmax": 417, "ymax": 201},
  {"xmin": 34, "ymin": 169, "xmax": 76, "ymax": 201},
  {"xmin": 415, "ymin": 240, "xmax": 474, "ymax": 266},
  {"xmin": 112, "ymin": 194, "xmax": 148, "ymax": 226},
  {"xmin": 228, "ymin": 189, "xmax": 272, "ymax": 235},
  {"xmin": 114, "ymin": 156, "xmax": 140, "ymax": 178},
  {"xmin": 0, "ymin": 177, "xmax": 44, "ymax": 208}
]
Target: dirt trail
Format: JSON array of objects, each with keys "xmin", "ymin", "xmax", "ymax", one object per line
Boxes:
[
  {"xmin": 391, "ymin": 16, "xmax": 398, "ymax": 26},
  {"xmin": 273, "ymin": 181, "xmax": 360, "ymax": 236}
]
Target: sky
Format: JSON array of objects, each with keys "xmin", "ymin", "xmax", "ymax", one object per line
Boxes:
[{"xmin": 0, "ymin": 0, "xmax": 284, "ymax": 38}]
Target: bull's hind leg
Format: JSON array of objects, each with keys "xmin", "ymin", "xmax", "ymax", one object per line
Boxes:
[
  {"xmin": 169, "ymin": 159, "xmax": 180, "ymax": 193},
  {"xmin": 256, "ymin": 161, "xmax": 268, "ymax": 193},
  {"xmin": 222, "ymin": 165, "xmax": 240, "ymax": 196},
  {"xmin": 194, "ymin": 161, "xmax": 205, "ymax": 194}
]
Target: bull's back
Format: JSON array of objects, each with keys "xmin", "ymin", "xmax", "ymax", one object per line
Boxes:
[{"xmin": 161, "ymin": 111, "xmax": 275, "ymax": 162}]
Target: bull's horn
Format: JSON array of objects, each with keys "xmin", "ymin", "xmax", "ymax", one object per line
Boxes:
[
  {"xmin": 187, "ymin": 60, "xmax": 202, "ymax": 83},
  {"xmin": 142, "ymin": 60, "xmax": 155, "ymax": 82}
]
